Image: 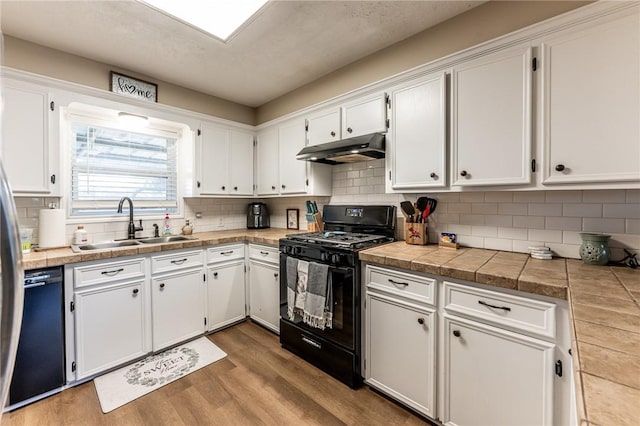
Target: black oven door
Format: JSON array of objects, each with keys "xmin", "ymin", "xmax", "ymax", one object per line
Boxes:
[{"xmin": 279, "ymin": 253, "xmax": 356, "ymax": 350}]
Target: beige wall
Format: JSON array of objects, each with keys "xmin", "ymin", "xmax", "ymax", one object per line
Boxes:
[
  {"xmin": 2, "ymin": 36, "xmax": 256, "ymax": 125},
  {"xmin": 256, "ymin": 1, "xmax": 590, "ymax": 124}
]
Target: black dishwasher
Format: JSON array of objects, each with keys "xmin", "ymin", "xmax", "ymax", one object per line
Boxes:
[{"xmin": 8, "ymin": 266, "xmax": 65, "ymax": 406}]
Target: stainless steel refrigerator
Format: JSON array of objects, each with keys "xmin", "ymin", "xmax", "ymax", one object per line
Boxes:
[{"xmin": 0, "ymin": 160, "xmax": 25, "ymax": 415}]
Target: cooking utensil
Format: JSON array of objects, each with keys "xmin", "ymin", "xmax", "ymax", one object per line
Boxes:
[{"xmin": 400, "ymin": 201, "xmax": 415, "ymax": 223}]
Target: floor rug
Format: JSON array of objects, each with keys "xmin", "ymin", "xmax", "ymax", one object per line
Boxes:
[{"xmin": 94, "ymin": 337, "xmax": 227, "ymax": 413}]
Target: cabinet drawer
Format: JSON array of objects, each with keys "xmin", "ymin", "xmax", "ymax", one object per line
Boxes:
[
  {"xmin": 207, "ymin": 244, "xmax": 245, "ymax": 263},
  {"xmin": 249, "ymin": 244, "xmax": 279, "ymax": 263},
  {"xmin": 443, "ymin": 281, "xmax": 556, "ymax": 339},
  {"xmin": 151, "ymin": 250, "xmax": 203, "ymax": 275},
  {"xmin": 74, "ymin": 258, "xmax": 145, "ymax": 288},
  {"xmin": 366, "ymin": 265, "xmax": 435, "ymax": 306}
]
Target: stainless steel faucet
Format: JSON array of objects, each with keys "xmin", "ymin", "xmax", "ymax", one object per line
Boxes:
[{"xmin": 117, "ymin": 196, "xmax": 143, "ymax": 239}]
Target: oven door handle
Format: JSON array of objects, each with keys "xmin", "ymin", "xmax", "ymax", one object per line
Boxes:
[{"xmin": 283, "ymin": 255, "xmax": 353, "ymax": 274}]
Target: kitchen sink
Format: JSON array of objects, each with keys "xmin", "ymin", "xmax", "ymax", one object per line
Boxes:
[
  {"xmin": 138, "ymin": 235, "xmax": 197, "ymax": 244},
  {"xmin": 72, "ymin": 240, "xmax": 141, "ymax": 252}
]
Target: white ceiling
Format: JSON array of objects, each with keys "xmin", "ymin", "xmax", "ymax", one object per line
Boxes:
[{"xmin": 0, "ymin": 0, "xmax": 484, "ymax": 107}]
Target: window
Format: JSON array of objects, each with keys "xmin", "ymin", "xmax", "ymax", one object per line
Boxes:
[{"xmin": 70, "ymin": 122, "xmax": 179, "ymax": 217}]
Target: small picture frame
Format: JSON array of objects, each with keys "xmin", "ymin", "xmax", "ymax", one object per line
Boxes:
[{"xmin": 287, "ymin": 208, "xmax": 299, "ymax": 230}]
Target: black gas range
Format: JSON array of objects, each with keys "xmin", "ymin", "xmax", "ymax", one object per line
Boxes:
[{"xmin": 278, "ymin": 205, "xmax": 396, "ymax": 388}]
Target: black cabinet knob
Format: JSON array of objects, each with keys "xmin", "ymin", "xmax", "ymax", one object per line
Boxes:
[
  {"xmin": 234, "ymin": 186, "xmax": 238, "ymax": 191},
  {"xmin": 159, "ymin": 283, "xmax": 165, "ymax": 289},
  {"xmin": 430, "ymin": 172, "xmax": 436, "ymax": 179},
  {"xmin": 330, "ymin": 131, "xmax": 336, "ymax": 137},
  {"xmin": 271, "ymin": 185, "xmax": 276, "ymax": 190},
  {"xmin": 196, "ymin": 181, "xmax": 201, "ymax": 188},
  {"xmin": 460, "ymin": 170, "xmax": 468, "ymax": 177},
  {"xmin": 282, "ymin": 184, "xmax": 286, "ymax": 189},
  {"xmin": 417, "ymin": 317, "xmax": 425, "ymax": 325},
  {"xmin": 453, "ymin": 330, "xmax": 461, "ymax": 337},
  {"xmin": 347, "ymin": 127, "xmax": 353, "ymax": 133},
  {"xmin": 132, "ymin": 288, "xmax": 139, "ymax": 295},
  {"xmin": 213, "ymin": 272, "xmax": 218, "ymax": 278},
  {"xmin": 221, "ymin": 186, "xmax": 226, "ymax": 190},
  {"xmin": 274, "ymin": 273, "xmax": 279, "ymax": 278},
  {"xmin": 555, "ymin": 164, "xmax": 565, "ymax": 172}
]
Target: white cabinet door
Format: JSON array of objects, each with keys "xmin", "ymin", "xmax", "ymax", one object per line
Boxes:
[
  {"xmin": 152, "ymin": 268, "xmax": 205, "ymax": 351},
  {"xmin": 443, "ymin": 315, "xmax": 555, "ymax": 426},
  {"xmin": 74, "ymin": 280, "xmax": 148, "ymax": 379},
  {"xmin": 278, "ymin": 118, "xmax": 307, "ymax": 195},
  {"xmin": 207, "ymin": 260, "xmax": 246, "ymax": 331},
  {"xmin": 452, "ymin": 45, "xmax": 532, "ymax": 186},
  {"xmin": 1, "ymin": 79, "xmax": 58, "ymax": 194},
  {"xmin": 197, "ymin": 122, "xmax": 228, "ymax": 195},
  {"xmin": 229, "ymin": 129, "xmax": 254, "ymax": 195},
  {"xmin": 540, "ymin": 9, "xmax": 640, "ymax": 184},
  {"xmin": 256, "ymin": 127, "xmax": 279, "ymax": 196},
  {"xmin": 342, "ymin": 93, "xmax": 388, "ymax": 137},
  {"xmin": 307, "ymin": 107, "xmax": 341, "ymax": 146},
  {"xmin": 366, "ymin": 293, "xmax": 436, "ymax": 418},
  {"xmin": 390, "ymin": 73, "xmax": 447, "ymax": 190},
  {"xmin": 249, "ymin": 260, "xmax": 280, "ymax": 333}
]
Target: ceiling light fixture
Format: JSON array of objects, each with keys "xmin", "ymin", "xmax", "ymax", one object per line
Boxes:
[{"xmin": 140, "ymin": 0, "xmax": 268, "ymax": 42}]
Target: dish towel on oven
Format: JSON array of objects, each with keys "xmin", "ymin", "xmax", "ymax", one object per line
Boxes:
[
  {"xmin": 286, "ymin": 257, "xmax": 299, "ymax": 320},
  {"xmin": 304, "ymin": 262, "xmax": 333, "ymax": 330}
]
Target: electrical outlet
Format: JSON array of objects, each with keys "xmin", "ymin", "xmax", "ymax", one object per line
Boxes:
[{"xmin": 195, "ymin": 211, "xmax": 202, "ymax": 219}]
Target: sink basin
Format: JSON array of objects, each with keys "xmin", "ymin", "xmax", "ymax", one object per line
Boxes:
[
  {"xmin": 138, "ymin": 236, "xmax": 197, "ymax": 244},
  {"xmin": 73, "ymin": 240, "xmax": 141, "ymax": 252}
]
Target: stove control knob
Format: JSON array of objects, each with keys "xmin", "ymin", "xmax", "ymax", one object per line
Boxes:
[
  {"xmin": 331, "ymin": 254, "xmax": 341, "ymax": 264},
  {"xmin": 320, "ymin": 252, "xmax": 329, "ymax": 262},
  {"xmin": 294, "ymin": 246, "xmax": 303, "ymax": 255}
]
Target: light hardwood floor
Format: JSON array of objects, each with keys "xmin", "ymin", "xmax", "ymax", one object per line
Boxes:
[{"xmin": 4, "ymin": 321, "xmax": 432, "ymax": 425}]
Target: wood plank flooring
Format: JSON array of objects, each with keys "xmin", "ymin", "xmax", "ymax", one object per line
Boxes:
[{"xmin": 3, "ymin": 321, "xmax": 432, "ymax": 425}]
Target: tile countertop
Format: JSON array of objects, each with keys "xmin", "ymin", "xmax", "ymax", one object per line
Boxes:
[
  {"xmin": 359, "ymin": 241, "xmax": 640, "ymax": 426},
  {"xmin": 21, "ymin": 235, "xmax": 640, "ymax": 425},
  {"xmin": 21, "ymin": 228, "xmax": 300, "ymax": 270}
]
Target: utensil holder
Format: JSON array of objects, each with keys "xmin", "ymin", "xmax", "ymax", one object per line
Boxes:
[{"xmin": 405, "ymin": 223, "xmax": 427, "ymax": 245}]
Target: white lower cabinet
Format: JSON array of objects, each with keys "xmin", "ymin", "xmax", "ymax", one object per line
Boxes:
[
  {"xmin": 364, "ymin": 265, "xmax": 437, "ymax": 417},
  {"xmin": 151, "ymin": 267, "xmax": 206, "ymax": 351},
  {"xmin": 366, "ymin": 293, "xmax": 436, "ymax": 417},
  {"xmin": 207, "ymin": 261, "xmax": 246, "ymax": 331},
  {"xmin": 442, "ymin": 315, "xmax": 555, "ymax": 426},
  {"xmin": 248, "ymin": 244, "xmax": 280, "ymax": 333}
]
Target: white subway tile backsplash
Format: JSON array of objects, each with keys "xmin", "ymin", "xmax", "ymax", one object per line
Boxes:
[
  {"xmin": 545, "ymin": 216, "xmax": 582, "ymax": 231},
  {"xmin": 582, "ymin": 189, "xmax": 626, "ymax": 203},
  {"xmin": 626, "ymin": 189, "xmax": 640, "ymax": 203},
  {"xmin": 484, "ymin": 238, "xmax": 513, "ymax": 251},
  {"xmin": 562, "ymin": 231, "xmax": 583, "ymax": 245},
  {"xmin": 513, "ymin": 239, "xmax": 543, "ymax": 253},
  {"xmin": 546, "ymin": 243, "xmax": 580, "ymax": 259},
  {"xmin": 609, "ymin": 234, "xmax": 640, "ymax": 250},
  {"xmin": 471, "ymin": 203, "xmax": 498, "ymax": 215},
  {"xmin": 513, "ymin": 215, "xmax": 545, "ymax": 229},
  {"xmin": 459, "ymin": 192, "xmax": 485, "ymax": 203},
  {"xmin": 626, "ymin": 219, "xmax": 640, "ymax": 235},
  {"xmin": 528, "ymin": 229, "xmax": 563, "ymax": 243},
  {"xmin": 484, "ymin": 215, "xmax": 513, "ymax": 227},
  {"xmin": 563, "ymin": 203, "xmax": 601, "ymax": 218},
  {"xmin": 448, "ymin": 203, "xmax": 472, "ymax": 214},
  {"xmin": 448, "ymin": 224, "xmax": 472, "ymax": 235},
  {"xmin": 333, "ymin": 171, "xmax": 347, "ymax": 180},
  {"xmin": 498, "ymin": 203, "xmax": 528, "ymax": 215},
  {"xmin": 471, "ymin": 225, "xmax": 498, "ymax": 238},
  {"xmin": 545, "ymin": 190, "xmax": 582, "ymax": 203},
  {"xmin": 460, "ymin": 214, "xmax": 484, "ymax": 226},
  {"xmin": 434, "ymin": 193, "xmax": 460, "ymax": 202},
  {"xmin": 603, "ymin": 204, "xmax": 640, "ymax": 219},
  {"xmin": 512, "ymin": 191, "xmax": 545, "ymax": 203},
  {"xmin": 528, "ymin": 203, "xmax": 562, "ymax": 217},
  {"xmin": 484, "ymin": 192, "xmax": 514, "ymax": 203},
  {"xmin": 582, "ymin": 218, "xmax": 625, "ymax": 234},
  {"xmin": 498, "ymin": 227, "xmax": 528, "ymax": 240},
  {"xmin": 14, "ymin": 197, "xmax": 46, "ymax": 208},
  {"xmin": 347, "ymin": 171, "xmax": 359, "ymax": 179},
  {"xmin": 457, "ymin": 234, "xmax": 485, "ymax": 248},
  {"xmin": 435, "ymin": 213, "xmax": 460, "ymax": 224}
]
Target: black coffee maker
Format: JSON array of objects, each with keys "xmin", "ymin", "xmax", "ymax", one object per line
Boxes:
[{"xmin": 247, "ymin": 202, "xmax": 270, "ymax": 229}]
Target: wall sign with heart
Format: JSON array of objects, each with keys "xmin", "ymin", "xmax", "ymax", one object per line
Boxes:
[{"xmin": 110, "ymin": 71, "xmax": 158, "ymax": 102}]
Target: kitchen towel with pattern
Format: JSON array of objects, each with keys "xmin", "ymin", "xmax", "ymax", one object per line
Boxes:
[
  {"xmin": 286, "ymin": 256, "xmax": 298, "ymax": 320},
  {"xmin": 303, "ymin": 261, "xmax": 333, "ymax": 330}
]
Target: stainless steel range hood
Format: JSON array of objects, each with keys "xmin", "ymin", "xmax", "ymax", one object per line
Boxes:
[{"xmin": 296, "ymin": 133, "xmax": 385, "ymax": 165}]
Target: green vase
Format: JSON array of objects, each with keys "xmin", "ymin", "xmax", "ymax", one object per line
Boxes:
[{"xmin": 579, "ymin": 233, "xmax": 611, "ymax": 265}]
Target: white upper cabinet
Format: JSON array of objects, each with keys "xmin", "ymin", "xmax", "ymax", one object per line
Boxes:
[
  {"xmin": 197, "ymin": 122, "xmax": 254, "ymax": 196},
  {"xmin": 306, "ymin": 107, "xmax": 341, "ymax": 146},
  {"xmin": 278, "ymin": 118, "xmax": 308, "ymax": 195},
  {"xmin": 342, "ymin": 92, "xmax": 388, "ymax": 138},
  {"xmin": 1, "ymin": 79, "xmax": 60, "ymax": 195},
  {"xmin": 389, "ymin": 73, "xmax": 447, "ymax": 190},
  {"xmin": 256, "ymin": 127, "xmax": 279, "ymax": 196},
  {"xmin": 451, "ymin": 44, "xmax": 533, "ymax": 186},
  {"xmin": 540, "ymin": 7, "xmax": 640, "ymax": 185}
]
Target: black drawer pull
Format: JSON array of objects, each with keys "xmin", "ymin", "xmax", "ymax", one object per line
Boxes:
[
  {"xmin": 170, "ymin": 258, "xmax": 188, "ymax": 265},
  {"xmin": 302, "ymin": 336, "xmax": 321, "ymax": 349},
  {"xmin": 478, "ymin": 300, "xmax": 511, "ymax": 312},
  {"xmin": 101, "ymin": 268, "xmax": 124, "ymax": 276},
  {"xmin": 388, "ymin": 279, "xmax": 409, "ymax": 287},
  {"xmin": 220, "ymin": 251, "xmax": 233, "ymax": 256},
  {"xmin": 260, "ymin": 251, "xmax": 270, "ymax": 256}
]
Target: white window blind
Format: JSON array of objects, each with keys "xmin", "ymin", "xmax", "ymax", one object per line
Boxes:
[{"xmin": 70, "ymin": 123, "xmax": 178, "ymax": 217}]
